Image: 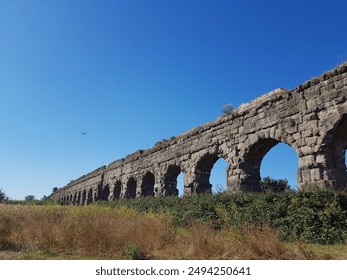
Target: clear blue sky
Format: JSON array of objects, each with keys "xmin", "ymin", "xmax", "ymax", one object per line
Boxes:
[{"xmin": 1, "ymin": 0, "xmax": 346, "ymax": 200}]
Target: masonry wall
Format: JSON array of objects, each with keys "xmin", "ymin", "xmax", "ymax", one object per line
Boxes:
[{"xmin": 52, "ymin": 63, "xmax": 347, "ymax": 205}]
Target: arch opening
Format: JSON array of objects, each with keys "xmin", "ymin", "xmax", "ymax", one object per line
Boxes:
[
  {"xmin": 125, "ymin": 178, "xmax": 137, "ymax": 199},
  {"xmin": 141, "ymin": 172, "xmax": 155, "ymax": 197},
  {"xmin": 76, "ymin": 191, "xmax": 81, "ymax": 205},
  {"xmin": 113, "ymin": 181, "xmax": 122, "ymax": 200},
  {"xmin": 195, "ymin": 154, "xmax": 228, "ymax": 194},
  {"xmin": 97, "ymin": 184, "xmax": 110, "ymax": 201},
  {"xmin": 177, "ymin": 172, "xmax": 184, "ymax": 196},
  {"xmin": 242, "ymin": 139, "xmax": 298, "ymax": 191},
  {"xmin": 73, "ymin": 192, "xmax": 77, "ymax": 205},
  {"xmin": 330, "ymin": 115, "xmax": 347, "ymax": 189},
  {"xmin": 82, "ymin": 189, "xmax": 87, "ymax": 205},
  {"xmin": 260, "ymin": 142, "xmax": 298, "ymax": 191},
  {"xmin": 163, "ymin": 165, "xmax": 182, "ymax": 196},
  {"xmin": 210, "ymin": 158, "xmax": 228, "ymax": 194},
  {"xmin": 102, "ymin": 185, "xmax": 110, "ymax": 201},
  {"xmin": 87, "ymin": 188, "xmax": 93, "ymax": 204}
]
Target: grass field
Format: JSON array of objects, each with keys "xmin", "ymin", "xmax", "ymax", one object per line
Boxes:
[{"xmin": 0, "ymin": 201, "xmax": 346, "ymax": 260}]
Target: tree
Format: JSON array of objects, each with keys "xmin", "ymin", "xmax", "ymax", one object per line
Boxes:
[
  {"xmin": 25, "ymin": 195, "xmax": 36, "ymax": 201},
  {"xmin": 260, "ymin": 176, "xmax": 291, "ymax": 192},
  {"xmin": 0, "ymin": 188, "xmax": 9, "ymax": 201},
  {"xmin": 52, "ymin": 187, "xmax": 58, "ymax": 194}
]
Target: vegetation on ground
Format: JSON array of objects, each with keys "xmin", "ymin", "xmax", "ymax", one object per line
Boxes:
[
  {"xmin": 107, "ymin": 188, "xmax": 347, "ymax": 245},
  {"xmin": 0, "ymin": 188, "xmax": 346, "ymax": 260}
]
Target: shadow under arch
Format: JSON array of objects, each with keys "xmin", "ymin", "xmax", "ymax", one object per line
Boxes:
[
  {"xmin": 81, "ymin": 189, "xmax": 87, "ymax": 205},
  {"xmin": 141, "ymin": 171, "xmax": 155, "ymax": 197},
  {"xmin": 72, "ymin": 192, "xmax": 77, "ymax": 205},
  {"xmin": 323, "ymin": 114, "xmax": 347, "ymax": 189},
  {"xmin": 194, "ymin": 153, "xmax": 230, "ymax": 194},
  {"xmin": 102, "ymin": 185, "xmax": 110, "ymax": 201},
  {"xmin": 241, "ymin": 138, "xmax": 298, "ymax": 191},
  {"xmin": 87, "ymin": 188, "xmax": 93, "ymax": 204},
  {"xmin": 97, "ymin": 184, "xmax": 110, "ymax": 201},
  {"xmin": 125, "ymin": 177, "xmax": 137, "ymax": 198},
  {"xmin": 76, "ymin": 191, "xmax": 82, "ymax": 205},
  {"xmin": 113, "ymin": 181, "xmax": 122, "ymax": 200}
]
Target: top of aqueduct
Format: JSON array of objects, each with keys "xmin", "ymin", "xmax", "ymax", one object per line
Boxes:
[{"xmin": 52, "ymin": 62, "xmax": 347, "ymax": 204}]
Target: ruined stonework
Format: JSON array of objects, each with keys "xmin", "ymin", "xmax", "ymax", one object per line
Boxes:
[{"xmin": 51, "ymin": 63, "xmax": 347, "ymax": 205}]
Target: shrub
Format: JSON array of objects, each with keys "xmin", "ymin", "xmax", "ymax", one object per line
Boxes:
[
  {"xmin": 122, "ymin": 244, "xmax": 142, "ymax": 260},
  {"xmin": 25, "ymin": 195, "xmax": 36, "ymax": 201},
  {"xmin": 0, "ymin": 188, "xmax": 9, "ymax": 202},
  {"xmin": 276, "ymin": 189, "xmax": 347, "ymax": 244},
  {"xmin": 260, "ymin": 176, "xmax": 291, "ymax": 192},
  {"xmin": 110, "ymin": 189, "xmax": 347, "ymax": 244}
]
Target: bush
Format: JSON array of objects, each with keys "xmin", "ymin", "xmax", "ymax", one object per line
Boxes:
[
  {"xmin": 0, "ymin": 188, "xmax": 9, "ymax": 202},
  {"xmin": 276, "ymin": 189, "xmax": 347, "ymax": 244},
  {"xmin": 122, "ymin": 244, "xmax": 142, "ymax": 260},
  {"xmin": 109, "ymin": 189, "xmax": 347, "ymax": 244},
  {"xmin": 260, "ymin": 176, "xmax": 291, "ymax": 192},
  {"xmin": 25, "ymin": 195, "xmax": 36, "ymax": 201}
]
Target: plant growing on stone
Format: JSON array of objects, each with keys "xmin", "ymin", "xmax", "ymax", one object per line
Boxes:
[{"xmin": 222, "ymin": 103, "xmax": 233, "ymax": 115}]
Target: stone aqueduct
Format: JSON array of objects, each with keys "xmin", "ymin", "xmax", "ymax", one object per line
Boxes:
[{"xmin": 51, "ymin": 63, "xmax": 347, "ymax": 205}]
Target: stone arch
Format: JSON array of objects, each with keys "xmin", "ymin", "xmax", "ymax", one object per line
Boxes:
[
  {"xmin": 260, "ymin": 142, "xmax": 299, "ymax": 190},
  {"xmin": 163, "ymin": 165, "xmax": 182, "ymax": 196},
  {"xmin": 113, "ymin": 181, "xmax": 122, "ymax": 200},
  {"xmin": 240, "ymin": 138, "xmax": 298, "ymax": 191},
  {"xmin": 141, "ymin": 171, "xmax": 155, "ymax": 197},
  {"xmin": 125, "ymin": 177, "xmax": 137, "ymax": 198},
  {"xmin": 194, "ymin": 153, "xmax": 230, "ymax": 194}
]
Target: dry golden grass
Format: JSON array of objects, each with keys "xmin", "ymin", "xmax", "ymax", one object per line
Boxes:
[
  {"xmin": 0, "ymin": 204, "xmax": 175, "ymax": 259},
  {"xmin": 0, "ymin": 204, "xmax": 345, "ymax": 260}
]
